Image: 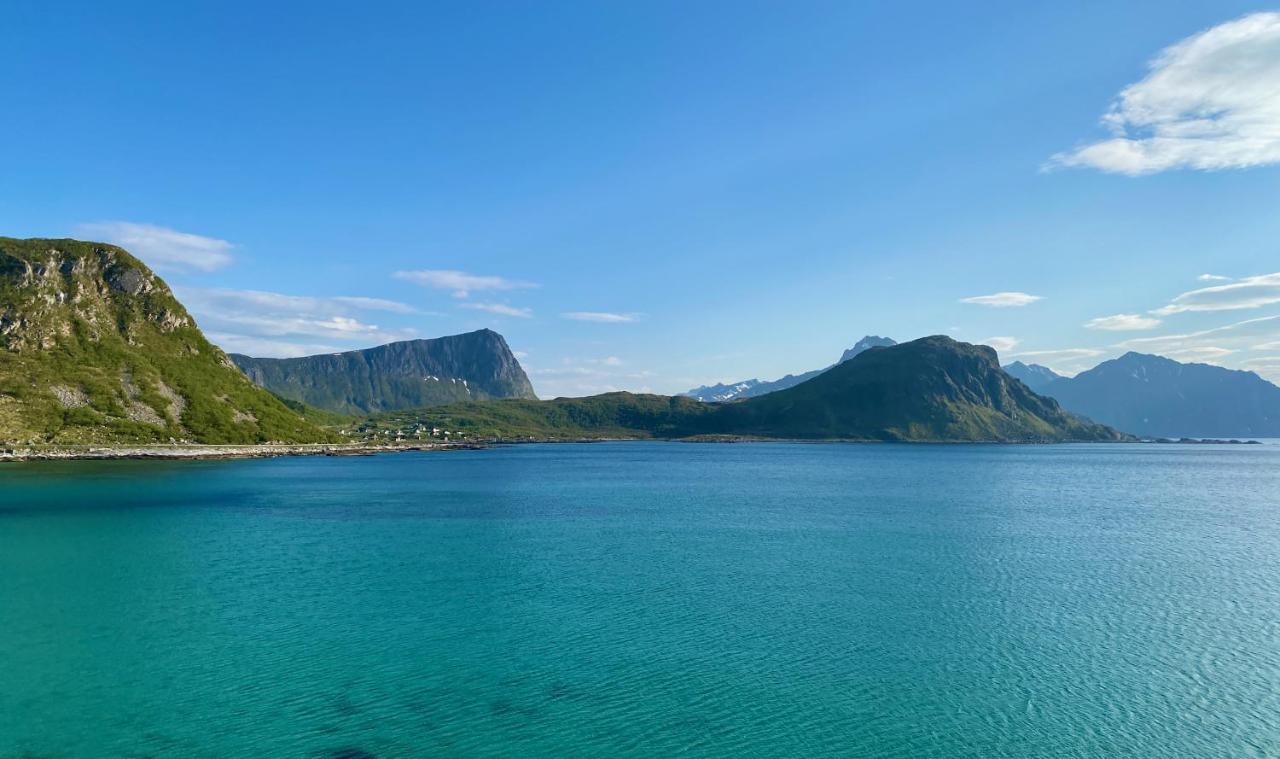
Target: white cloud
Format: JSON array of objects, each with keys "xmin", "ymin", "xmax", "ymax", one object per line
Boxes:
[
  {"xmin": 1116, "ymin": 315, "xmax": 1280, "ymax": 354},
  {"xmin": 178, "ymin": 288, "xmax": 421, "ymax": 317},
  {"xmin": 1159, "ymin": 346, "xmax": 1235, "ymax": 363},
  {"xmin": 1084, "ymin": 313, "xmax": 1162, "ymax": 331},
  {"xmin": 176, "ymin": 286, "xmax": 419, "ymax": 356},
  {"xmin": 1152, "ymin": 272, "xmax": 1280, "ymax": 315},
  {"xmin": 394, "ymin": 269, "xmax": 537, "ymax": 298},
  {"xmin": 329, "ymin": 296, "xmax": 421, "ymax": 314},
  {"xmin": 1012, "ymin": 348, "xmax": 1105, "ymax": 361},
  {"xmin": 77, "ymin": 221, "xmax": 234, "ymax": 271},
  {"xmin": 561, "ymin": 311, "xmax": 641, "ymax": 323},
  {"xmin": 204, "ymin": 333, "xmax": 345, "ymax": 358},
  {"xmin": 1050, "ymin": 12, "xmax": 1280, "ymax": 175},
  {"xmin": 459, "ymin": 302, "xmax": 532, "ymax": 318},
  {"xmin": 527, "ymin": 359, "xmax": 656, "ymax": 398},
  {"xmin": 200, "ymin": 312, "xmax": 409, "ymax": 341},
  {"xmin": 1240, "ymin": 357, "xmax": 1280, "ymax": 383},
  {"xmin": 1199, "ymin": 273, "xmax": 1232, "ymax": 282},
  {"xmin": 981, "ymin": 336, "xmax": 1020, "ymax": 352},
  {"xmin": 959, "ymin": 292, "xmax": 1043, "ymax": 307}
]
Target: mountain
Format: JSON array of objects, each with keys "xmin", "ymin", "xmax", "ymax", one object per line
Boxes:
[
  {"xmin": 1002, "ymin": 361, "xmax": 1064, "ymax": 393},
  {"xmin": 0, "ymin": 237, "xmax": 329, "ymax": 444},
  {"xmin": 839, "ymin": 335, "xmax": 898, "ymax": 363},
  {"xmin": 1037, "ymin": 352, "xmax": 1280, "ymax": 438},
  {"xmin": 231, "ymin": 329, "xmax": 537, "ymax": 416},
  {"xmin": 703, "ymin": 336, "xmax": 1121, "ymax": 441},
  {"xmin": 683, "ymin": 335, "xmax": 898, "ymax": 402},
  {"xmin": 377, "ymin": 336, "xmax": 1124, "ymax": 442}
]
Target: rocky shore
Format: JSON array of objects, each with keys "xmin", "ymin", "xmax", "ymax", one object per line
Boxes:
[{"xmin": 0, "ymin": 441, "xmax": 485, "ymax": 462}]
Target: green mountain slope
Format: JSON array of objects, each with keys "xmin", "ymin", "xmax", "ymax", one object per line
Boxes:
[
  {"xmin": 0, "ymin": 237, "xmax": 330, "ymax": 444},
  {"xmin": 708, "ymin": 336, "xmax": 1121, "ymax": 441},
  {"xmin": 365, "ymin": 393, "xmax": 714, "ymax": 440},
  {"xmin": 363, "ymin": 336, "xmax": 1126, "ymax": 442},
  {"xmin": 231, "ymin": 329, "xmax": 537, "ymax": 416}
]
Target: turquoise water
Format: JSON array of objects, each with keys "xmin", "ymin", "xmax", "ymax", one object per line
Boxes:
[{"xmin": 2, "ymin": 442, "xmax": 1279, "ymax": 757}]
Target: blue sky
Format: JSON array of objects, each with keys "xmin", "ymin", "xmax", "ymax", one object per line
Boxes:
[{"xmin": 4, "ymin": 1, "xmax": 1280, "ymax": 396}]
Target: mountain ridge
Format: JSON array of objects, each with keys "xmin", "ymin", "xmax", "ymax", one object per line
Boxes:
[{"xmin": 231, "ymin": 329, "xmax": 537, "ymax": 416}]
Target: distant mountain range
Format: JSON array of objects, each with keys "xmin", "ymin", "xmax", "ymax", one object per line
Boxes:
[
  {"xmin": 683, "ymin": 335, "xmax": 896, "ymax": 401},
  {"xmin": 1002, "ymin": 361, "xmax": 1064, "ymax": 393},
  {"xmin": 231, "ymin": 329, "xmax": 537, "ymax": 416},
  {"xmin": 377, "ymin": 336, "xmax": 1124, "ymax": 442},
  {"xmin": 1013, "ymin": 352, "xmax": 1280, "ymax": 439}
]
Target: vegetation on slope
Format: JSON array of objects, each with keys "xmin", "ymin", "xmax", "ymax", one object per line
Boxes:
[
  {"xmin": 0, "ymin": 237, "xmax": 331, "ymax": 444},
  {"xmin": 361, "ymin": 393, "xmax": 714, "ymax": 440}
]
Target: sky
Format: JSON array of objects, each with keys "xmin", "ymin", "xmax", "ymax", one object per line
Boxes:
[{"xmin": 3, "ymin": 1, "xmax": 1280, "ymax": 396}]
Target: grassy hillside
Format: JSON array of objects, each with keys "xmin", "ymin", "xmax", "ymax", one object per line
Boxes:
[
  {"xmin": 362, "ymin": 393, "xmax": 714, "ymax": 440},
  {"xmin": 0, "ymin": 237, "xmax": 331, "ymax": 444}
]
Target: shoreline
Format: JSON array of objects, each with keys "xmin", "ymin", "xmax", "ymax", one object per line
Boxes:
[
  {"xmin": 0, "ymin": 442, "xmax": 485, "ymax": 462},
  {"xmin": 1, "ymin": 436, "xmax": 1262, "ymax": 462}
]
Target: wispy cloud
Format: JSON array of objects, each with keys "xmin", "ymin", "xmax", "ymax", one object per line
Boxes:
[
  {"xmin": 329, "ymin": 296, "xmax": 421, "ymax": 314},
  {"xmin": 394, "ymin": 269, "xmax": 537, "ymax": 298},
  {"xmin": 1084, "ymin": 313, "xmax": 1162, "ymax": 331},
  {"xmin": 1012, "ymin": 348, "xmax": 1105, "ymax": 361},
  {"xmin": 1152, "ymin": 272, "xmax": 1280, "ymax": 315},
  {"xmin": 981, "ymin": 336, "xmax": 1020, "ymax": 352},
  {"xmin": 1050, "ymin": 12, "xmax": 1280, "ymax": 175},
  {"xmin": 460, "ymin": 302, "xmax": 532, "ymax": 318},
  {"xmin": 203, "ymin": 333, "xmax": 346, "ymax": 358},
  {"xmin": 960, "ymin": 292, "xmax": 1042, "ymax": 308},
  {"xmin": 1115, "ymin": 315, "xmax": 1280, "ymax": 355},
  {"xmin": 1241, "ymin": 356, "xmax": 1280, "ymax": 383},
  {"xmin": 560, "ymin": 311, "xmax": 641, "ymax": 323},
  {"xmin": 527, "ymin": 357, "xmax": 654, "ymax": 398},
  {"xmin": 1199, "ymin": 273, "xmax": 1232, "ymax": 282},
  {"xmin": 180, "ymin": 288, "xmax": 421, "ymax": 317},
  {"xmin": 76, "ymin": 221, "xmax": 234, "ymax": 271},
  {"xmin": 1159, "ymin": 346, "xmax": 1236, "ymax": 363},
  {"xmin": 176, "ymin": 286, "xmax": 419, "ymax": 356},
  {"xmin": 200, "ymin": 313, "xmax": 409, "ymax": 341}
]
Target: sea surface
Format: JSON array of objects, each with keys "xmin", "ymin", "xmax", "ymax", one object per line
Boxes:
[{"xmin": 2, "ymin": 442, "xmax": 1279, "ymax": 757}]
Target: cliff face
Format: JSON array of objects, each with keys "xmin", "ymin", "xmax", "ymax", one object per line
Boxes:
[
  {"xmin": 231, "ymin": 329, "xmax": 538, "ymax": 415},
  {"xmin": 0, "ymin": 237, "xmax": 329, "ymax": 444}
]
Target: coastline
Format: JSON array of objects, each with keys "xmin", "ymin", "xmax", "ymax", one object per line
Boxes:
[
  {"xmin": 0, "ymin": 441, "xmax": 485, "ymax": 462},
  {"xmin": 0, "ymin": 436, "xmax": 1261, "ymax": 462}
]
